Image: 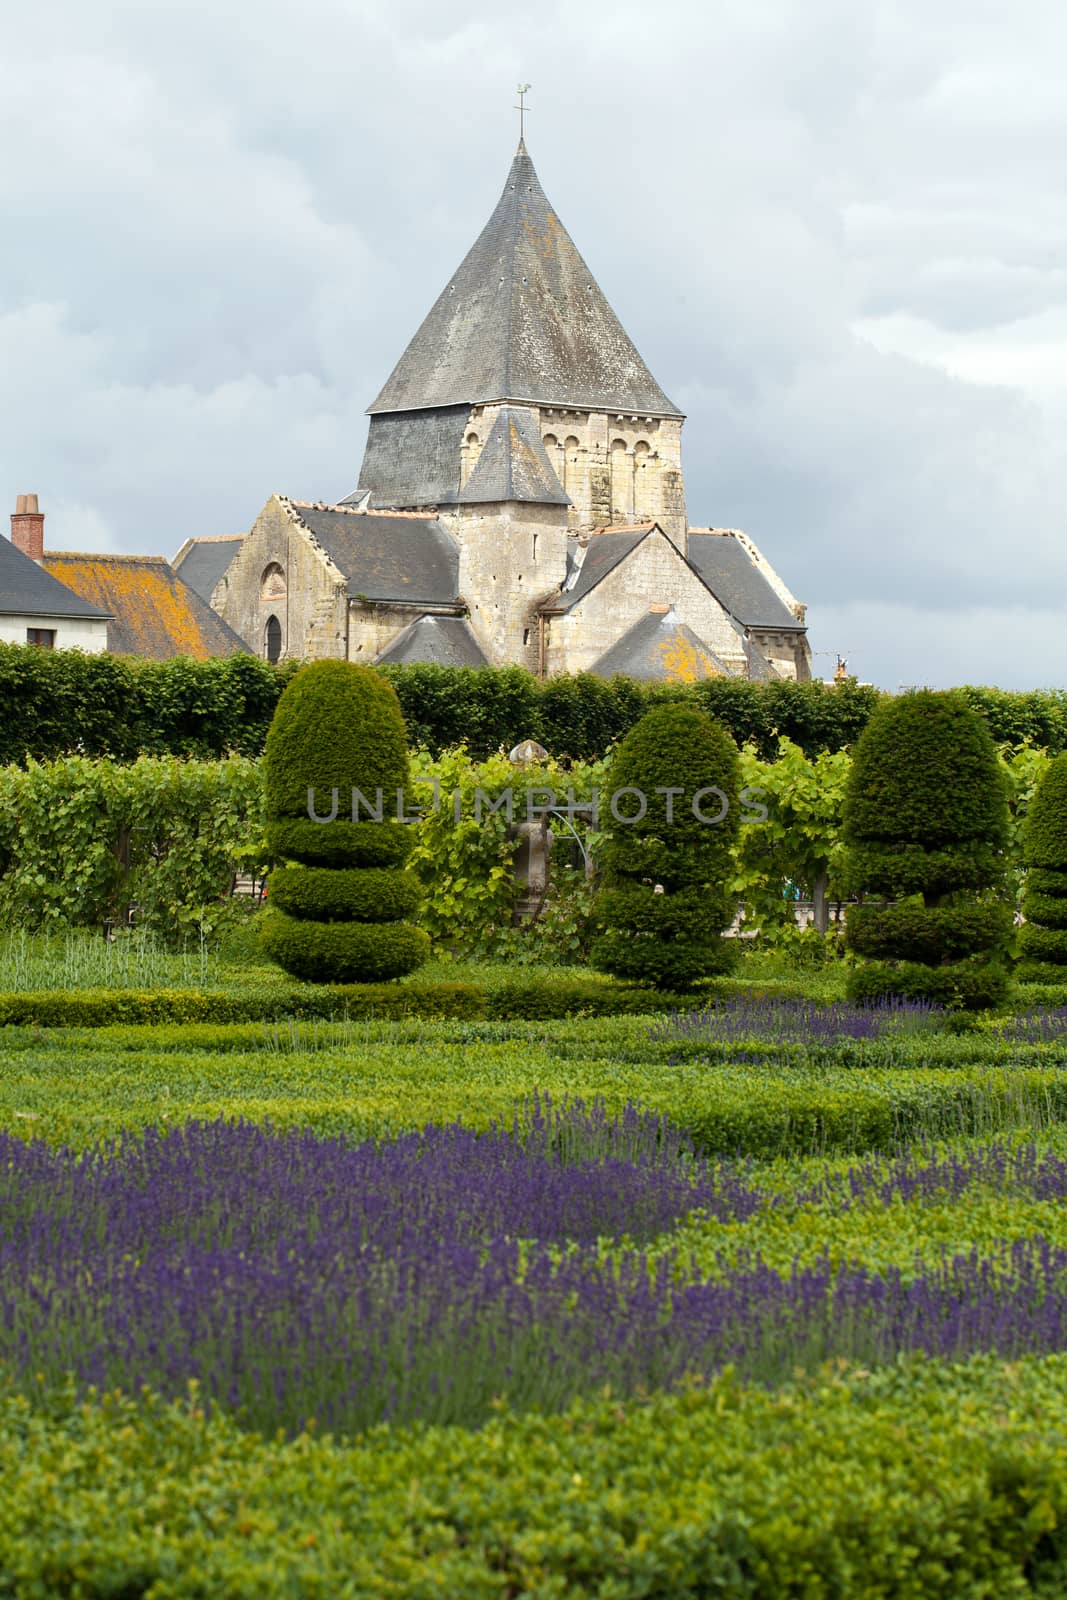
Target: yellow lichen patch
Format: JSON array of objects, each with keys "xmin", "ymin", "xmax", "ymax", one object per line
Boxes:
[
  {"xmin": 42, "ymin": 556, "xmax": 236, "ymax": 660},
  {"xmin": 655, "ymin": 628, "xmax": 722, "ymax": 684},
  {"xmin": 523, "ymin": 210, "xmax": 566, "ymax": 265}
]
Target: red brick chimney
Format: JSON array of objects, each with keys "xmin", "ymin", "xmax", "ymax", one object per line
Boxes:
[{"xmin": 11, "ymin": 495, "xmax": 44, "ymax": 562}]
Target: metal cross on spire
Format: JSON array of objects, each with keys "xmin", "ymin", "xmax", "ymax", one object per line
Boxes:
[{"xmin": 515, "ymin": 83, "xmax": 531, "ymax": 141}]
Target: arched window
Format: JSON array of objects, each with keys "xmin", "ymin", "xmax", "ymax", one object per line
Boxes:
[
  {"xmin": 610, "ymin": 438, "xmax": 631, "ymax": 521},
  {"xmin": 264, "ymin": 615, "xmax": 282, "ymax": 664},
  {"xmin": 542, "ymin": 432, "xmax": 564, "ymax": 487},
  {"xmin": 260, "ymin": 562, "xmax": 286, "ymax": 602},
  {"xmin": 563, "ymin": 435, "xmax": 580, "ymax": 496},
  {"xmin": 460, "ymin": 431, "xmax": 481, "ymax": 488},
  {"xmin": 633, "ymin": 440, "xmax": 651, "ymax": 517}
]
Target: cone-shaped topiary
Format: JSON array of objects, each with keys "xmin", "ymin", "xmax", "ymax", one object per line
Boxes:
[
  {"xmin": 1019, "ymin": 752, "xmax": 1067, "ymax": 980},
  {"xmin": 842, "ymin": 690, "xmax": 1011, "ymax": 1008},
  {"xmin": 260, "ymin": 661, "xmax": 429, "ymax": 983},
  {"xmin": 590, "ymin": 704, "xmax": 741, "ymax": 989}
]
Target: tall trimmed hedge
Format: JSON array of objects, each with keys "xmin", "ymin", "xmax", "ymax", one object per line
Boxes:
[
  {"xmin": 842, "ymin": 690, "xmax": 1012, "ymax": 1008},
  {"xmin": 5, "ymin": 639, "xmax": 1067, "ymax": 766},
  {"xmin": 1019, "ymin": 753, "xmax": 1067, "ymax": 980},
  {"xmin": 260, "ymin": 662, "xmax": 428, "ymax": 983},
  {"xmin": 590, "ymin": 705, "xmax": 741, "ymax": 989}
]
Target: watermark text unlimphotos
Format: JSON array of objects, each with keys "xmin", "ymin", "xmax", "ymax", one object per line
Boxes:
[{"xmin": 307, "ymin": 783, "xmax": 768, "ymax": 827}]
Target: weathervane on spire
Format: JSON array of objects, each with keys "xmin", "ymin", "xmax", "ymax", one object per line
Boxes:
[{"xmin": 515, "ymin": 83, "xmax": 531, "ymax": 141}]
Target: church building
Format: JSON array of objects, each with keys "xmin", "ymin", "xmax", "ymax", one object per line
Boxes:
[{"xmin": 178, "ymin": 141, "xmax": 810, "ymax": 683}]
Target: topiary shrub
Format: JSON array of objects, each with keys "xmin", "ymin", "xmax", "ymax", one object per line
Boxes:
[
  {"xmin": 1019, "ymin": 753, "xmax": 1067, "ymax": 980},
  {"xmin": 842, "ymin": 690, "xmax": 1011, "ymax": 1009},
  {"xmin": 589, "ymin": 704, "xmax": 741, "ymax": 990},
  {"xmin": 260, "ymin": 661, "xmax": 429, "ymax": 983}
]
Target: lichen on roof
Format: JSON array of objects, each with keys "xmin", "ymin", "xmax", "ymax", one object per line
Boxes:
[
  {"xmin": 590, "ymin": 609, "xmax": 732, "ymax": 683},
  {"xmin": 41, "ymin": 554, "xmax": 248, "ymax": 660}
]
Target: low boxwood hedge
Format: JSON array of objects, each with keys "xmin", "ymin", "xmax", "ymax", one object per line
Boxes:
[
  {"xmin": 0, "ymin": 975, "xmax": 688, "ymax": 1028},
  {"xmin": 7, "ymin": 1357, "xmax": 1067, "ymax": 1597}
]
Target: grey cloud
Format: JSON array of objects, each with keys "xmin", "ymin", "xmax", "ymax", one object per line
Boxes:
[{"xmin": 2, "ymin": 0, "xmax": 1067, "ymax": 689}]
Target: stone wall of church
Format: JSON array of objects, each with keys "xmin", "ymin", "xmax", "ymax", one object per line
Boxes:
[
  {"xmin": 214, "ymin": 496, "xmax": 348, "ymax": 661},
  {"xmin": 751, "ymin": 629, "xmax": 812, "ymax": 683},
  {"xmin": 459, "ymin": 404, "xmax": 687, "ymax": 547},
  {"xmin": 345, "ymin": 603, "xmax": 442, "ymax": 662},
  {"xmin": 441, "ymin": 499, "xmax": 571, "ymax": 670},
  {"xmin": 545, "ymin": 532, "xmax": 747, "ymax": 677}
]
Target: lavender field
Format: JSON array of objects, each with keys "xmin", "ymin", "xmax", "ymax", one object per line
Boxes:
[{"xmin": 5, "ymin": 993, "xmax": 1067, "ymax": 1593}]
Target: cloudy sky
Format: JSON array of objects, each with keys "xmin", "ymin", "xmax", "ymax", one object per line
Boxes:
[{"xmin": 2, "ymin": 0, "xmax": 1065, "ymax": 689}]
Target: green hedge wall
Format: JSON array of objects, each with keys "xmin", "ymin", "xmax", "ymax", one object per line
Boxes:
[{"xmin": 5, "ymin": 641, "xmax": 1067, "ymax": 764}]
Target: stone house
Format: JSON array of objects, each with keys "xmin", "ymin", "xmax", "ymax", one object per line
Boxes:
[{"xmin": 177, "ymin": 141, "xmax": 810, "ymax": 683}]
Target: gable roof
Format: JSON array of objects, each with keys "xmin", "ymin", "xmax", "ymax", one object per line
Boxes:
[
  {"xmin": 172, "ymin": 534, "xmax": 245, "ymax": 604},
  {"xmin": 545, "ymin": 524, "xmax": 658, "ymax": 613},
  {"xmin": 458, "ymin": 407, "xmax": 569, "ymax": 505},
  {"xmin": 287, "ymin": 502, "xmax": 460, "ymax": 605},
  {"xmin": 40, "ymin": 554, "xmax": 248, "ymax": 659},
  {"xmin": 376, "ymin": 614, "xmax": 489, "ymax": 669},
  {"xmin": 368, "ymin": 142, "xmax": 682, "ymax": 419},
  {"xmin": 687, "ymin": 531, "xmax": 801, "ymax": 631},
  {"xmin": 591, "ymin": 608, "xmax": 732, "ymax": 683},
  {"xmin": 0, "ymin": 537, "xmax": 110, "ymax": 621}
]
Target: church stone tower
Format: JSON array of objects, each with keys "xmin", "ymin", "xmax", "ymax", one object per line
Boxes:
[{"xmin": 348, "ymin": 140, "xmax": 688, "ymax": 668}]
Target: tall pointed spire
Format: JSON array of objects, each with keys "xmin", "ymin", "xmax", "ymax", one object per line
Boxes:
[{"xmin": 368, "ymin": 144, "xmax": 681, "ymax": 418}]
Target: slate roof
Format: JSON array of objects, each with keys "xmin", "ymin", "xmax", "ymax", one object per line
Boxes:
[
  {"xmin": 545, "ymin": 525, "xmax": 657, "ymax": 613},
  {"xmin": 289, "ymin": 504, "xmax": 460, "ymax": 605},
  {"xmin": 351, "ymin": 405, "xmax": 471, "ymax": 508},
  {"xmin": 368, "ymin": 142, "xmax": 682, "ymax": 419},
  {"xmin": 458, "ymin": 407, "xmax": 569, "ymax": 505},
  {"xmin": 687, "ymin": 532, "xmax": 801, "ymax": 630},
  {"xmin": 376, "ymin": 614, "xmax": 488, "ymax": 669},
  {"xmin": 41, "ymin": 554, "xmax": 248, "ymax": 659},
  {"xmin": 590, "ymin": 609, "xmax": 732, "ymax": 683},
  {"xmin": 0, "ymin": 537, "xmax": 111, "ymax": 620},
  {"xmin": 172, "ymin": 535, "xmax": 245, "ymax": 604}
]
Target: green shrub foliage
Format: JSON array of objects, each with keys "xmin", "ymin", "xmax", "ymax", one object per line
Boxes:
[
  {"xmin": 845, "ymin": 899, "xmax": 1013, "ymax": 963},
  {"xmin": 6, "ymin": 638, "xmax": 1067, "ymax": 765},
  {"xmin": 842, "ymin": 691, "xmax": 1011, "ymax": 1008},
  {"xmin": 0, "ymin": 754, "xmax": 264, "ymax": 942},
  {"xmin": 590, "ymin": 705, "xmax": 741, "ymax": 989},
  {"xmin": 1020, "ymin": 890, "xmax": 1067, "ymax": 930},
  {"xmin": 1027, "ymin": 866, "xmax": 1067, "ymax": 895},
  {"xmin": 259, "ymin": 915, "xmax": 428, "ymax": 984},
  {"xmin": 847, "ymin": 956, "xmax": 1009, "ymax": 1010},
  {"xmin": 1019, "ymin": 754, "xmax": 1067, "ymax": 976},
  {"xmin": 268, "ymin": 866, "xmax": 420, "ymax": 923},
  {"xmin": 265, "ymin": 818, "xmax": 412, "ymax": 869},
  {"xmin": 262, "ymin": 662, "xmax": 427, "ymax": 982}
]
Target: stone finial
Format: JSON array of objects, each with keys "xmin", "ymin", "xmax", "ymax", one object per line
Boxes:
[{"xmin": 509, "ymin": 738, "xmax": 549, "ymax": 765}]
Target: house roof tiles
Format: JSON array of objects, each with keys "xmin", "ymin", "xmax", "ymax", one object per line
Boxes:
[
  {"xmin": 0, "ymin": 537, "xmax": 111, "ymax": 621},
  {"xmin": 41, "ymin": 554, "xmax": 247, "ymax": 659}
]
